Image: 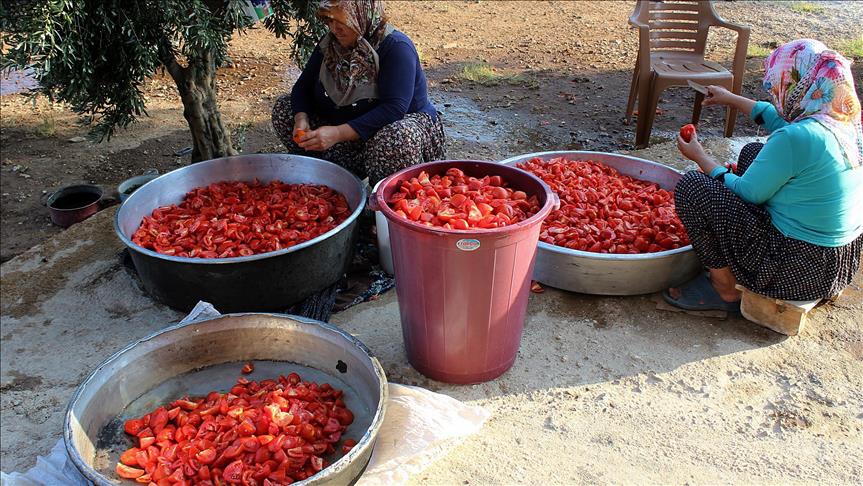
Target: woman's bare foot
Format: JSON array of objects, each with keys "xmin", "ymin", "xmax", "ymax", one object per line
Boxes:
[
  {"xmin": 708, "ymin": 267, "xmax": 741, "ymax": 302},
  {"xmin": 667, "ymin": 268, "xmax": 741, "ymax": 303}
]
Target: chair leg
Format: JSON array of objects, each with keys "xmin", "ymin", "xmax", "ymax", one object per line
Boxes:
[
  {"xmin": 635, "ymin": 73, "xmax": 655, "ymax": 148},
  {"xmin": 724, "ymin": 106, "xmax": 738, "ymax": 137},
  {"xmin": 692, "ymin": 92, "xmax": 704, "ymax": 125},
  {"xmin": 643, "ymin": 86, "xmax": 661, "ymax": 146},
  {"xmin": 725, "ymin": 76, "xmax": 742, "ymax": 137},
  {"xmin": 625, "ymin": 63, "xmax": 640, "ymax": 125}
]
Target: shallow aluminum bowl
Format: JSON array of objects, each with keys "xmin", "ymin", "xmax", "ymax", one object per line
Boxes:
[
  {"xmin": 499, "ymin": 151, "xmax": 701, "ymax": 295},
  {"xmin": 64, "ymin": 313, "xmax": 388, "ymax": 485},
  {"xmin": 115, "ymin": 154, "xmax": 366, "ymax": 312}
]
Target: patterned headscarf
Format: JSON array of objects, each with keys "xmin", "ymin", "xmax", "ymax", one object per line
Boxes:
[
  {"xmin": 316, "ymin": 0, "xmax": 394, "ymax": 107},
  {"xmin": 763, "ymin": 39, "xmax": 863, "ymax": 169}
]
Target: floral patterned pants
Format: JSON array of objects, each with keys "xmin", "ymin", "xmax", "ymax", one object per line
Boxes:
[{"xmin": 272, "ymin": 95, "xmax": 447, "ymax": 186}]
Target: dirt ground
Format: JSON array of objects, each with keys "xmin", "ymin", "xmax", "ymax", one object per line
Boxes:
[
  {"xmin": 1, "ymin": 140, "xmax": 862, "ymax": 483},
  {"xmin": 1, "ymin": 1, "xmax": 863, "ymax": 483},
  {"xmin": 2, "ymin": 1, "xmax": 862, "ymax": 262}
]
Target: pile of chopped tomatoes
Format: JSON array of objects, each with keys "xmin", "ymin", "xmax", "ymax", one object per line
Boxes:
[
  {"xmin": 132, "ymin": 181, "xmax": 350, "ymax": 258},
  {"xmin": 115, "ymin": 369, "xmax": 357, "ymax": 485},
  {"xmin": 387, "ymin": 168, "xmax": 541, "ymax": 229},
  {"xmin": 517, "ymin": 157, "xmax": 690, "ymax": 253}
]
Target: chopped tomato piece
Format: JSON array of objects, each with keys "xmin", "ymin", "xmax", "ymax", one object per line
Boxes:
[{"xmin": 116, "ymin": 463, "xmax": 146, "ymax": 479}]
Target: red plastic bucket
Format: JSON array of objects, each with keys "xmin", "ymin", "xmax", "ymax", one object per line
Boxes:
[{"xmin": 372, "ymin": 160, "xmax": 556, "ymax": 384}]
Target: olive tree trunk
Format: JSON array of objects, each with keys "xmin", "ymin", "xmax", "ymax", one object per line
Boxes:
[{"xmin": 164, "ymin": 50, "xmax": 237, "ymax": 163}]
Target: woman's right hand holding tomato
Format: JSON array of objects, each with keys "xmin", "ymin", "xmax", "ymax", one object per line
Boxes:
[{"xmin": 293, "ymin": 112, "xmax": 311, "ymax": 145}]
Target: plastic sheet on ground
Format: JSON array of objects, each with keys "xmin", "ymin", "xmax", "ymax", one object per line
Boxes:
[
  {"xmin": 1, "ymin": 301, "xmax": 490, "ymax": 485},
  {"xmin": 357, "ymin": 384, "xmax": 490, "ymax": 486}
]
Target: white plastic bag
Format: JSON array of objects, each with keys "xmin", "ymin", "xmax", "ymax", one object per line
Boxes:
[
  {"xmin": 0, "ymin": 440, "xmax": 88, "ymax": 486},
  {"xmin": 358, "ymin": 384, "xmax": 491, "ymax": 485}
]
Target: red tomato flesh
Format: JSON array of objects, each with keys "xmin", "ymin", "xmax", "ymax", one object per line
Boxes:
[
  {"xmin": 132, "ymin": 180, "xmax": 350, "ymax": 259},
  {"xmin": 386, "ymin": 169, "xmax": 541, "ymax": 229},
  {"xmin": 517, "ymin": 157, "xmax": 690, "ymax": 254},
  {"xmin": 115, "ymin": 366, "xmax": 357, "ymax": 485},
  {"xmin": 680, "ymin": 124, "xmax": 696, "ymax": 143}
]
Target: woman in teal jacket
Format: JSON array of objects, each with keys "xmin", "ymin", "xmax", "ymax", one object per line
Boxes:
[{"xmin": 665, "ymin": 39, "xmax": 863, "ymax": 311}]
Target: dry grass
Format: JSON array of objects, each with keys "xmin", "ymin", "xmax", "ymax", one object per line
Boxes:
[
  {"xmin": 459, "ymin": 62, "xmax": 539, "ymax": 89},
  {"xmin": 836, "ymin": 36, "xmax": 863, "ymax": 59},
  {"xmin": 747, "ymin": 44, "xmax": 771, "ymax": 58}
]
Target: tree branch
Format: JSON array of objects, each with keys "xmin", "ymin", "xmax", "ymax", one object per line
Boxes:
[{"xmin": 158, "ymin": 38, "xmax": 186, "ymax": 85}]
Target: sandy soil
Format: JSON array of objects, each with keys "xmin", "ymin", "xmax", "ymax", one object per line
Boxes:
[{"xmin": 1, "ymin": 139, "xmax": 861, "ymax": 482}]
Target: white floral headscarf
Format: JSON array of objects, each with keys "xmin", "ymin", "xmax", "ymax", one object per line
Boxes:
[{"xmin": 763, "ymin": 39, "xmax": 862, "ymax": 168}]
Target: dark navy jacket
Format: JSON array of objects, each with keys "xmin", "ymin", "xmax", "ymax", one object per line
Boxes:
[{"xmin": 291, "ymin": 30, "xmax": 437, "ymax": 140}]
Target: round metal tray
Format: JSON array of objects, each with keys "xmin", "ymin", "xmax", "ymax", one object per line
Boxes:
[
  {"xmin": 499, "ymin": 151, "xmax": 702, "ymax": 295},
  {"xmin": 115, "ymin": 154, "xmax": 366, "ymax": 312},
  {"xmin": 64, "ymin": 313, "xmax": 388, "ymax": 485}
]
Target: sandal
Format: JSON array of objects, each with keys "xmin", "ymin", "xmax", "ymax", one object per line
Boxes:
[{"xmin": 662, "ymin": 273, "xmax": 741, "ymax": 313}]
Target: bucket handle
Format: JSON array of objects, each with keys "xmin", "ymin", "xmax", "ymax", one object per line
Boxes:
[
  {"xmin": 551, "ymin": 193, "xmax": 561, "ymax": 211},
  {"xmin": 40, "ymin": 191, "xmax": 54, "ymax": 207}
]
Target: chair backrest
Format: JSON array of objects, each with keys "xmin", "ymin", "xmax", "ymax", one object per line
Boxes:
[{"xmin": 632, "ymin": 0, "xmax": 720, "ymax": 56}]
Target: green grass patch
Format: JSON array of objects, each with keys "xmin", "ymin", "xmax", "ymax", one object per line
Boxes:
[
  {"xmin": 789, "ymin": 1, "xmax": 825, "ymax": 14},
  {"xmin": 836, "ymin": 36, "xmax": 863, "ymax": 59},
  {"xmin": 459, "ymin": 62, "xmax": 539, "ymax": 89},
  {"xmin": 34, "ymin": 115, "xmax": 56, "ymax": 138},
  {"xmin": 747, "ymin": 44, "xmax": 771, "ymax": 58}
]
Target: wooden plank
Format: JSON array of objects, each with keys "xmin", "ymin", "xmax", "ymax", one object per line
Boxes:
[{"xmin": 735, "ymin": 285, "xmax": 820, "ymax": 336}]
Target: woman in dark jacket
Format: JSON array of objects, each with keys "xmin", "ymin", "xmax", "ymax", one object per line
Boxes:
[{"xmin": 272, "ymin": 0, "xmax": 445, "ymax": 185}]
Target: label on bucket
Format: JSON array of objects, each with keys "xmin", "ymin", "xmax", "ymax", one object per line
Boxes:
[{"xmin": 456, "ymin": 238, "xmax": 481, "ymax": 252}]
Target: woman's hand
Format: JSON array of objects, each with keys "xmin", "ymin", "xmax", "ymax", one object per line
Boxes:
[
  {"xmin": 701, "ymin": 85, "xmax": 734, "ymax": 107},
  {"xmin": 678, "ymin": 132, "xmax": 721, "ymax": 175},
  {"xmin": 293, "ymin": 113, "xmax": 311, "ymax": 144},
  {"xmin": 677, "ymin": 131, "xmax": 706, "ymax": 161},
  {"xmin": 700, "ymin": 86, "xmax": 756, "ymax": 116},
  {"xmin": 298, "ymin": 125, "xmax": 343, "ymax": 151}
]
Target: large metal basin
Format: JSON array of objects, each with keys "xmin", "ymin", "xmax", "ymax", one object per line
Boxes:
[
  {"xmin": 115, "ymin": 154, "xmax": 365, "ymax": 312},
  {"xmin": 64, "ymin": 313, "xmax": 388, "ymax": 485},
  {"xmin": 499, "ymin": 151, "xmax": 701, "ymax": 295}
]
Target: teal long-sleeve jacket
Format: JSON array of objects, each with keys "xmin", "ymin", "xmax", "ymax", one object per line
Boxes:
[{"xmin": 709, "ymin": 101, "xmax": 863, "ymax": 247}]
